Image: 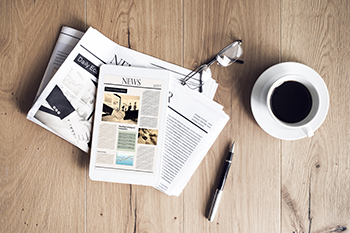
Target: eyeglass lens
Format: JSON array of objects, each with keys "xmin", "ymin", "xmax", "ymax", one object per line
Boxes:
[{"xmin": 216, "ymin": 41, "xmax": 243, "ymax": 67}]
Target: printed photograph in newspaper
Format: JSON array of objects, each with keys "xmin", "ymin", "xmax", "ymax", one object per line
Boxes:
[{"xmin": 102, "ymin": 93, "xmax": 139, "ymax": 125}]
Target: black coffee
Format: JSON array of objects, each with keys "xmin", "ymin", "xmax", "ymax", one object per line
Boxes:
[{"xmin": 270, "ymin": 81, "xmax": 312, "ymax": 123}]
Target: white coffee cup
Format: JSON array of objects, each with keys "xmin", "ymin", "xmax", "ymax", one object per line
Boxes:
[{"xmin": 266, "ymin": 74, "xmax": 320, "ymax": 137}]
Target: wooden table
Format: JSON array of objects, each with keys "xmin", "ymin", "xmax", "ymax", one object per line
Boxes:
[{"xmin": 1, "ymin": 0, "xmax": 349, "ymax": 232}]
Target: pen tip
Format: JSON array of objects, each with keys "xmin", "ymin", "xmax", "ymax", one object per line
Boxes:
[{"xmin": 230, "ymin": 142, "xmax": 235, "ymax": 153}]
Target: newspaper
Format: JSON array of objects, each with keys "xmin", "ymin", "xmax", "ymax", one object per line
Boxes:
[
  {"xmin": 89, "ymin": 65, "xmax": 169, "ymax": 186},
  {"xmin": 28, "ymin": 26, "xmax": 229, "ymax": 196},
  {"xmin": 156, "ymin": 81, "xmax": 229, "ymax": 196},
  {"xmin": 34, "ymin": 27, "xmax": 84, "ymax": 102},
  {"xmin": 27, "ymin": 26, "xmax": 218, "ymax": 153}
]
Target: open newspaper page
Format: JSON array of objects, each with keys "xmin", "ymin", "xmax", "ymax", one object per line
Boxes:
[
  {"xmin": 155, "ymin": 80, "xmax": 229, "ymax": 196},
  {"xmin": 89, "ymin": 65, "xmax": 169, "ymax": 186},
  {"xmin": 27, "ymin": 27, "xmax": 218, "ymax": 153}
]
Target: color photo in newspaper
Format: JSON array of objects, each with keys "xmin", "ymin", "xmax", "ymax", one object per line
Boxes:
[{"xmin": 89, "ymin": 65, "xmax": 169, "ymax": 186}]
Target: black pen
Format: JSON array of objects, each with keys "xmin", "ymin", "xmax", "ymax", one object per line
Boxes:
[{"xmin": 208, "ymin": 141, "xmax": 235, "ymax": 222}]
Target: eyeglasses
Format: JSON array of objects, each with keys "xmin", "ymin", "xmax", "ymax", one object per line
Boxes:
[{"xmin": 180, "ymin": 40, "xmax": 243, "ymax": 92}]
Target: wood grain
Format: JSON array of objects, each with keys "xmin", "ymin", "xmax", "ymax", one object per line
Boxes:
[
  {"xmin": 183, "ymin": 0, "xmax": 281, "ymax": 232},
  {"xmin": 281, "ymin": 1, "xmax": 350, "ymax": 233},
  {"xmin": 1, "ymin": 0, "xmax": 350, "ymax": 232},
  {"xmin": 0, "ymin": 0, "xmax": 87, "ymax": 232}
]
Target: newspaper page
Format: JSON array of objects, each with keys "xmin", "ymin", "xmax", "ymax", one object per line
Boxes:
[
  {"xmin": 155, "ymin": 80, "xmax": 229, "ymax": 196},
  {"xmin": 27, "ymin": 27, "xmax": 142, "ymax": 153},
  {"xmin": 34, "ymin": 26, "xmax": 84, "ymax": 102},
  {"xmin": 27, "ymin": 27, "xmax": 218, "ymax": 153},
  {"xmin": 89, "ymin": 65, "xmax": 169, "ymax": 186}
]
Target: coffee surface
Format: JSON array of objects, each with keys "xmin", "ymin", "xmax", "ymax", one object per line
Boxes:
[{"xmin": 270, "ymin": 81, "xmax": 312, "ymax": 123}]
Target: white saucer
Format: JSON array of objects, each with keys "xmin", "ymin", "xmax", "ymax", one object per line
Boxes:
[{"xmin": 251, "ymin": 62, "xmax": 329, "ymax": 140}]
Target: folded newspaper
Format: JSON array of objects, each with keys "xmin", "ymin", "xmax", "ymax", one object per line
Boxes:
[{"xmin": 27, "ymin": 26, "xmax": 229, "ymax": 196}]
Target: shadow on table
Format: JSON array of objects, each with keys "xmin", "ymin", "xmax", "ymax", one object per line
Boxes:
[
  {"xmin": 17, "ymin": 18, "xmax": 86, "ymax": 115},
  {"xmin": 76, "ymin": 148, "xmax": 90, "ymax": 170}
]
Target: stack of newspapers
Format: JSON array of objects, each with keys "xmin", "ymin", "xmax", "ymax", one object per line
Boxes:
[{"xmin": 27, "ymin": 26, "xmax": 229, "ymax": 196}]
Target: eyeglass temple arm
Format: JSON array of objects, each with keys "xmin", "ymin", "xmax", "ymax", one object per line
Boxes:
[
  {"xmin": 228, "ymin": 59, "xmax": 244, "ymax": 64},
  {"xmin": 181, "ymin": 64, "xmax": 207, "ymax": 85}
]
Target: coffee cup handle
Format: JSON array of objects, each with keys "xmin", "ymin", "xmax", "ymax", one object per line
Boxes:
[{"xmin": 302, "ymin": 125, "xmax": 314, "ymax": 137}]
